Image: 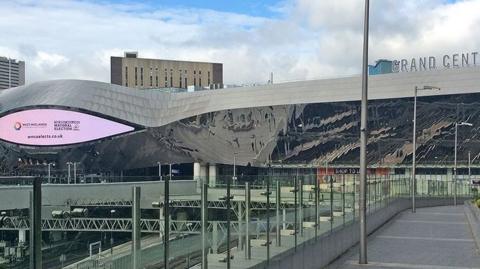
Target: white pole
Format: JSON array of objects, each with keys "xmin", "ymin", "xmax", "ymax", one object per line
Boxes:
[
  {"xmin": 74, "ymin": 163, "xmax": 77, "ymax": 184},
  {"xmin": 454, "ymin": 123, "xmax": 458, "ymax": 206},
  {"xmin": 468, "ymin": 151, "xmax": 471, "ymax": 183},
  {"xmin": 412, "ymin": 87, "xmax": 418, "ymax": 212},
  {"xmin": 67, "ymin": 163, "xmax": 71, "ymax": 184},
  {"xmin": 359, "ymin": 0, "xmax": 370, "ymax": 264},
  {"xmin": 158, "ymin": 162, "xmax": 162, "ymax": 180}
]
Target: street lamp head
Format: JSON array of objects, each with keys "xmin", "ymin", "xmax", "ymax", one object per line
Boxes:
[{"xmin": 458, "ymin": 122, "xmax": 473, "ymax": 127}]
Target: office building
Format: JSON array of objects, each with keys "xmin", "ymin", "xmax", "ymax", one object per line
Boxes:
[
  {"xmin": 0, "ymin": 57, "xmax": 25, "ymax": 90},
  {"xmin": 111, "ymin": 52, "xmax": 223, "ymax": 89}
]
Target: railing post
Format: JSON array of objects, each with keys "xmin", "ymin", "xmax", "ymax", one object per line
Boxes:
[
  {"xmin": 294, "ymin": 176, "xmax": 298, "ymax": 250},
  {"xmin": 342, "ymin": 174, "xmax": 346, "ymax": 225},
  {"xmin": 276, "ymin": 181, "xmax": 281, "ymax": 246},
  {"xmin": 299, "ymin": 178, "xmax": 304, "ymax": 237},
  {"xmin": 226, "ymin": 174, "xmax": 231, "ymax": 269},
  {"xmin": 245, "ymin": 182, "xmax": 251, "ymax": 259},
  {"xmin": 266, "ymin": 174, "xmax": 270, "ymax": 264},
  {"xmin": 201, "ymin": 183, "xmax": 208, "ymax": 269},
  {"xmin": 315, "ymin": 175, "xmax": 319, "ymax": 240},
  {"xmin": 132, "ymin": 186, "xmax": 141, "ymax": 269},
  {"xmin": 164, "ymin": 167, "xmax": 171, "ymax": 269},
  {"xmin": 353, "ymin": 175, "xmax": 356, "ymax": 221},
  {"xmin": 330, "ymin": 176, "xmax": 334, "ymax": 232},
  {"xmin": 31, "ymin": 178, "xmax": 42, "ymax": 269}
]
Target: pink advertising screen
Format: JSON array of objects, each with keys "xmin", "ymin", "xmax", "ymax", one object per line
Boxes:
[{"xmin": 0, "ymin": 108, "xmax": 135, "ymax": 146}]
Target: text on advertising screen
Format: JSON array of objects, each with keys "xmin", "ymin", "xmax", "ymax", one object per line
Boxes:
[{"xmin": 0, "ymin": 108, "xmax": 135, "ymax": 146}]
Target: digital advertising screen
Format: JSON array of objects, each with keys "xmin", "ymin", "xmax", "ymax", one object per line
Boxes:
[{"xmin": 0, "ymin": 108, "xmax": 135, "ymax": 146}]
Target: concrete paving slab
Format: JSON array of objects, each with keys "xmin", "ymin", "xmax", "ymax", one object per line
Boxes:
[{"xmin": 328, "ymin": 206, "xmax": 480, "ymax": 269}]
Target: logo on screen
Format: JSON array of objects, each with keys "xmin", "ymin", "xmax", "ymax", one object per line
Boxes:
[{"xmin": 14, "ymin": 122, "xmax": 22, "ymax": 131}]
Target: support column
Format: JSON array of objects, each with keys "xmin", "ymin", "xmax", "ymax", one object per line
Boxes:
[
  {"xmin": 132, "ymin": 186, "xmax": 141, "ymax": 269},
  {"xmin": 194, "ymin": 162, "xmax": 202, "ymax": 189},
  {"xmin": 201, "ymin": 183, "xmax": 208, "ymax": 269},
  {"xmin": 200, "ymin": 164, "xmax": 208, "ymax": 185},
  {"xmin": 18, "ymin": 229, "xmax": 26, "ymax": 244},
  {"xmin": 208, "ymin": 164, "xmax": 217, "ymax": 188}
]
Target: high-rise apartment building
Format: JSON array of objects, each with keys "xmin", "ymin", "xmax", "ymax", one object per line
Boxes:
[
  {"xmin": 0, "ymin": 57, "xmax": 25, "ymax": 90},
  {"xmin": 111, "ymin": 52, "xmax": 223, "ymax": 89}
]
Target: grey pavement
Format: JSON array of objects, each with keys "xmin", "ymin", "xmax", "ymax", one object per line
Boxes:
[{"xmin": 328, "ymin": 206, "xmax": 480, "ymax": 269}]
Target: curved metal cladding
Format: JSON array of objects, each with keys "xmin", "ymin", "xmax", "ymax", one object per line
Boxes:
[{"xmin": 1, "ymin": 67, "xmax": 480, "ymax": 172}]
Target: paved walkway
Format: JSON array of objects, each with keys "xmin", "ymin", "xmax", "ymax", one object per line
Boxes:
[{"xmin": 329, "ymin": 206, "xmax": 480, "ymax": 269}]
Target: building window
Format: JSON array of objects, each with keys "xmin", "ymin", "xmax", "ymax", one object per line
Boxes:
[
  {"xmin": 134, "ymin": 67, "xmax": 138, "ymax": 86},
  {"xmin": 194, "ymin": 77, "xmax": 196, "ymax": 86},
  {"xmin": 194, "ymin": 70, "xmax": 196, "ymax": 75},
  {"xmin": 150, "ymin": 76, "xmax": 153, "ymax": 87},
  {"xmin": 208, "ymin": 71, "xmax": 211, "ymax": 86},
  {"xmin": 170, "ymin": 69, "xmax": 173, "ymax": 87},
  {"xmin": 185, "ymin": 77, "xmax": 187, "ymax": 88},
  {"xmin": 165, "ymin": 81, "xmax": 168, "ymax": 87},
  {"xmin": 156, "ymin": 76, "xmax": 158, "ymax": 87},
  {"xmin": 179, "ymin": 76, "xmax": 182, "ymax": 88},
  {"xmin": 199, "ymin": 70, "xmax": 202, "ymax": 75},
  {"xmin": 140, "ymin": 67, "xmax": 144, "ymax": 86}
]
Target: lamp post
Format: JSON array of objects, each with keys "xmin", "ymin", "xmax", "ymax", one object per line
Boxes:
[
  {"xmin": 72, "ymin": 162, "xmax": 80, "ymax": 184},
  {"xmin": 66, "ymin": 162, "xmax": 73, "ymax": 184},
  {"xmin": 46, "ymin": 162, "xmax": 55, "ymax": 184},
  {"xmin": 233, "ymin": 154, "xmax": 237, "ymax": 184},
  {"xmin": 468, "ymin": 151, "xmax": 471, "ymax": 183},
  {"xmin": 412, "ymin": 86, "xmax": 440, "ymax": 213},
  {"xmin": 157, "ymin": 162, "xmax": 162, "ymax": 181},
  {"xmin": 454, "ymin": 122, "xmax": 473, "ymax": 206},
  {"xmin": 359, "ymin": 0, "xmax": 369, "ymax": 264}
]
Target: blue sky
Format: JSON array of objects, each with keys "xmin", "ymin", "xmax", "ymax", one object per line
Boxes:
[{"xmin": 96, "ymin": 0, "xmax": 286, "ymax": 18}]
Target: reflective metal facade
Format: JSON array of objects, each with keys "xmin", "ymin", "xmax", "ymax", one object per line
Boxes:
[{"xmin": 1, "ymin": 67, "xmax": 480, "ymax": 172}]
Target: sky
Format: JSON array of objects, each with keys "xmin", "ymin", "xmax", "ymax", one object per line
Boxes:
[{"xmin": 0, "ymin": 0, "xmax": 478, "ymax": 85}]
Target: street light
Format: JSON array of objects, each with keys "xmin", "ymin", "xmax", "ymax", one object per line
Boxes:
[
  {"xmin": 157, "ymin": 162, "xmax": 162, "ymax": 181},
  {"xmin": 66, "ymin": 162, "xmax": 73, "ymax": 184},
  {"xmin": 359, "ymin": 0, "xmax": 369, "ymax": 264},
  {"xmin": 45, "ymin": 162, "xmax": 55, "ymax": 184},
  {"xmin": 233, "ymin": 153, "xmax": 237, "ymax": 184},
  {"xmin": 412, "ymin": 86, "xmax": 440, "ymax": 213},
  {"xmin": 71, "ymin": 162, "xmax": 80, "ymax": 184},
  {"xmin": 454, "ymin": 121, "xmax": 473, "ymax": 206}
]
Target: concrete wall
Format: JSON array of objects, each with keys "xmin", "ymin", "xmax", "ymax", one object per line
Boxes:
[{"xmin": 257, "ymin": 197, "xmax": 470, "ymax": 269}]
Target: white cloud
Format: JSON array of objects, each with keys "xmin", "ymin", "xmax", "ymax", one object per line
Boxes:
[{"xmin": 0, "ymin": 0, "xmax": 479, "ymax": 85}]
